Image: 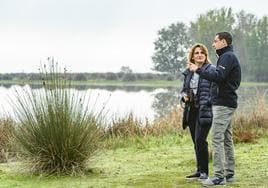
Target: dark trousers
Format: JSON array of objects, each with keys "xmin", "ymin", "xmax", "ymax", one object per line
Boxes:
[{"xmin": 188, "ymin": 105, "xmax": 211, "ymax": 174}]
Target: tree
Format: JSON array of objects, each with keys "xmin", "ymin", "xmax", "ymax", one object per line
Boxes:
[
  {"xmin": 74, "ymin": 73, "xmax": 88, "ymax": 81},
  {"xmin": 119, "ymin": 66, "xmax": 136, "ymax": 81},
  {"xmin": 152, "ymin": 22, "xmax": 192, "ymax": 77},
  {"xmin": 248, "ymin": 16, "xmax": 268, "ymax": 81},
  {"xmin": 189, "ymin": 7, "xmax": 235, "ymax": 63},
  {"xmin": 233, "ymin": 11, "xmax": 257, "ymax": 80},
  {"xmin": 119, "ymin": 66, "xmax": 133, "ymax": 74},
  {"xmin": 151, "ymin": 89, "xmax": 179, "ymax": 118},
  {"xmin": 122, "ymin": 73, "xmax": 137, "ymax": 82},
  {"xmin": 105, "ymin": 72, "xmax": 118, "ymax": 80}
]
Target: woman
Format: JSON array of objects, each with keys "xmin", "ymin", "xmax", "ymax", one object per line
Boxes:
[{"xmin": 181, "ymin": 43, "xmax": 213, "ymax": 180}]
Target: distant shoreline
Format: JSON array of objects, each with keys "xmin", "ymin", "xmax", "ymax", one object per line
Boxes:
[{"xmin": 0, "ymin": 80, "xmax": 268, "ymax": 88}]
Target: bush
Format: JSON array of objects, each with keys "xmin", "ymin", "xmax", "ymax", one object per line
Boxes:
[
  {"xmin": 122, "ymin": 73, "xmax": 137, "ymax": 81},
  {"xmin": 105, "ymin": 72, "xmax": 118, "ymax": 80},
  {"xmin": 11, "ymin": 61, "xmax": 103, "ymax": 174},
  {"xmin": 166, "ymin": 74, "xmax": 175, "ymax": 81},
  {"xmin": 73, "ymin": 73, "xmax": 88, "ymax": 81}
]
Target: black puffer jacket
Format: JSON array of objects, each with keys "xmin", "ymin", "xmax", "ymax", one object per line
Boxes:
[
  {"xmin": 181, "ymin": 63, "xmax": 213, "ymax": 126},
  {"xmin": 196, "ymin": 45, "xmax": 241, "ymax": 108}
]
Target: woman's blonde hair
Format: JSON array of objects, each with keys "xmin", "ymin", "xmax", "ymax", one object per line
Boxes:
[{"xmin": 188, "ymin": 43, "xmax": 211, "ymax": 64}]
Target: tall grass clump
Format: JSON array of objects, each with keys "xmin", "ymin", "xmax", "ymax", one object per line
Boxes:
[
  {"xmin": 0, "ymin": 118, "xmax": 16, "ymax": 162},
  {"xmin": 107, "ymin": 113, "xmax": 146, "ymax": 138},
  {"xmin": 11, "ymin": 60, "xmax": 103, "ymax": 174},
  {"xmin": 106, "ymin": 106, "xmax": 183, "ymax": 140},
  {"xmin": 103, "ymin": 106, "xmax": 184, "ymax": 149},
  {"xmin": 146, "ymin": 105, "xmax": 183, "ymax": 135},
  {"xmin": 233, "ymin": 90, "xmax": 268, "ymax": 143}
]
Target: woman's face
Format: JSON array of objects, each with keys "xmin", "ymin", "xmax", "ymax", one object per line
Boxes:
[{"xmin": 192, "ymin": 47, "xmax": 206, "ymax": 64}]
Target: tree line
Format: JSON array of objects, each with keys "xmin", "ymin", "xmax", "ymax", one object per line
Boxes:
[
  {"xmin": 152, "ymin": 7, "xmax": 268, "ymax": 82},
  {"xmin": 0, "ymin": 67, "xmax": 175, "ymax": 82}
]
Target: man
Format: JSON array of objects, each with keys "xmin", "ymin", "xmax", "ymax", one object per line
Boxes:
[{"xmin": 188, "ymin": 32, "xmax": 241, "ymax": 186}]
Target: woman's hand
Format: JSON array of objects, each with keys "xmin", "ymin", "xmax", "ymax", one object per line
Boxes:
[
  {"xmin": 188, "ymin": 62, "xmax": 198, "ymax": 72},
  {"xmin": 183, "ymin": 96, "xmax": 189, "ymax": 102}
]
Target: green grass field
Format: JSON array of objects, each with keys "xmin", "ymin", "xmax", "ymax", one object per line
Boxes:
[{"xmin": 0, "ymin": 133, "xmax": 268, "ymax": 188}]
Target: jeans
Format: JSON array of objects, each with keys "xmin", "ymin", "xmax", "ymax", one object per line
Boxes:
[{"xmin": 188, "ymin": 105, "xmax": 211, "ymax": 174}]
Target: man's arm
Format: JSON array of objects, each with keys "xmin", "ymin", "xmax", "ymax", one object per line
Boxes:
[{"xmin": 189, "ymin": 54, "xmax": 233, "ymax": 83}]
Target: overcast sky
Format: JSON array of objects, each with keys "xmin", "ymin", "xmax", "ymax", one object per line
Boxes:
[{"xmin": 0, "ymin": 0, "xmax": 267, "ymax": 73}]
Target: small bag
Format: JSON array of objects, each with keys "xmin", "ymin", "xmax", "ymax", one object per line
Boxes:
[
  {"xmin": 182, "ymin": 104, "xmax": 190, "ymax": 129},
  {"xmin": 180, "ymin": 98, "xmax": 190, "ymax": 130}
]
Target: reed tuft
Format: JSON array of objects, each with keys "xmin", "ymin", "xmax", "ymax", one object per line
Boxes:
[{"xmin": 11, "ymin": 60, "xmax": 103, "ymax": 174}]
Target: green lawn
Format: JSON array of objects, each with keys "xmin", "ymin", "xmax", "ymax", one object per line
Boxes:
[{"xmin": 0, "ymin": 133, "xmax": 268, "ymax": 187}]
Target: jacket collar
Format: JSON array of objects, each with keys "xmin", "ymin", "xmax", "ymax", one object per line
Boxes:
[
  {"xmin": 216, "ymin": 45, "xmax": 233, "ymax": 56},
  {"xmin": 201, "ymin": 62, "xmax": 210, "ymax": 70}
]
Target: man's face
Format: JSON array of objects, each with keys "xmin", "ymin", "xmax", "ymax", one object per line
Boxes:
[{"xmin": 212, "ymin": 35, "xmax": 226, "ymax": 50}]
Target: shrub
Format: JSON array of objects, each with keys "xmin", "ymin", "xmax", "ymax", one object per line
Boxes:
[
  {"xmin": 122, "ymin": 73, "xmax": 137, "ymax": 81},
  {"xmin": 166, "ymin": 74, "xmax": 175, "ymax": 81},
  {"xmin": 73, "ymin": 73, "xmax": 88, "ymax": 81},
  {"xmin": 105, "ymin": 72, "xmax": 118, "ymax": 80},
  {"xmin": 11, "ymin": 61, "xmax": 103, "ymax": 174}
]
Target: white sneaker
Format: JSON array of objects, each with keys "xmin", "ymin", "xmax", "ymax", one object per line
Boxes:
[{"xmin": 202, "ymin": 177, "xmax": 226, "ymax": 186}]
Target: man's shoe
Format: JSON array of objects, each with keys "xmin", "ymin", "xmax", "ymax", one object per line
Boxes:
[
  {"xmin": 202, "ymin": 177, "xmax": 226, "ymax": 186},
  {"xmin": 226, "ymin": 174, "xmax": 235, "ymax": 182},
  {"xmin": 186, "ymin": 172, "xmax": 200, "ymax": 179},
  {"xmin": 198, "ymin": 173, "xmax": 208, "ymax": 180}
]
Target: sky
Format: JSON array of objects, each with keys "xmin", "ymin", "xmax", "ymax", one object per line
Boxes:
[{"xmin": 0, "ymin": 0, "xmax": 268, "ymax": 73}]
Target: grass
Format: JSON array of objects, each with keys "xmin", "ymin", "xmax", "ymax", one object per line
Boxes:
[
  {"xmin": 240, "ymin": 82, "xmax": 268, "ymax": 87},
  {"xmin": 0, "ymin": 133, "xmax": 268, "ymax": 187}
]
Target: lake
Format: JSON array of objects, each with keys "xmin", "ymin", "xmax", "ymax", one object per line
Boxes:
[{"xmin": 0, "ymin": 84, "xmax": 267, "ymax": 122}]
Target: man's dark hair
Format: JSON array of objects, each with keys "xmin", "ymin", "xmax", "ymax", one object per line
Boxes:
[{"xmin": 216, "ymin": 32, "xmax": 232, "ymax": 45}]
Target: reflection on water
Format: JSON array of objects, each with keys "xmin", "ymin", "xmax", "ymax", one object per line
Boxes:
[
  {"xmin": 0, "ymin": 83, "xmax": 163, "ymax": 92},
  {"xmin": 0, "ymin": 84, "xmax": 267, "ymax": 121},
  {"xmin": 152, "ymin": 86, "xmax": 268, "ymax": 117},
  {"xmin": 152, "ymin": 89, "xmax": 179, "ymax": 118}
]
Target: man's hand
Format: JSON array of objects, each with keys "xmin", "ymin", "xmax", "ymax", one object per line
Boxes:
[{"xmin": 188, "ymin": 62, "xmax": 198, "ymax": 72}]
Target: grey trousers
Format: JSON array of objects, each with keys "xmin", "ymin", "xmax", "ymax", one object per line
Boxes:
[{"xmin": 211, "ymin": 105, "xmax": 236, "ymax": 178}]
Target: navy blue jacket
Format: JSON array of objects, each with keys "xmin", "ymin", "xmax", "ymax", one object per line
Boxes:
[
  {"xmin": 181, "ymin": 63, "xmax": 213, "ymax": 126},
  {"xmin": 196, "ymin": 46, "xmax": 241, "ymax": 108}
]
